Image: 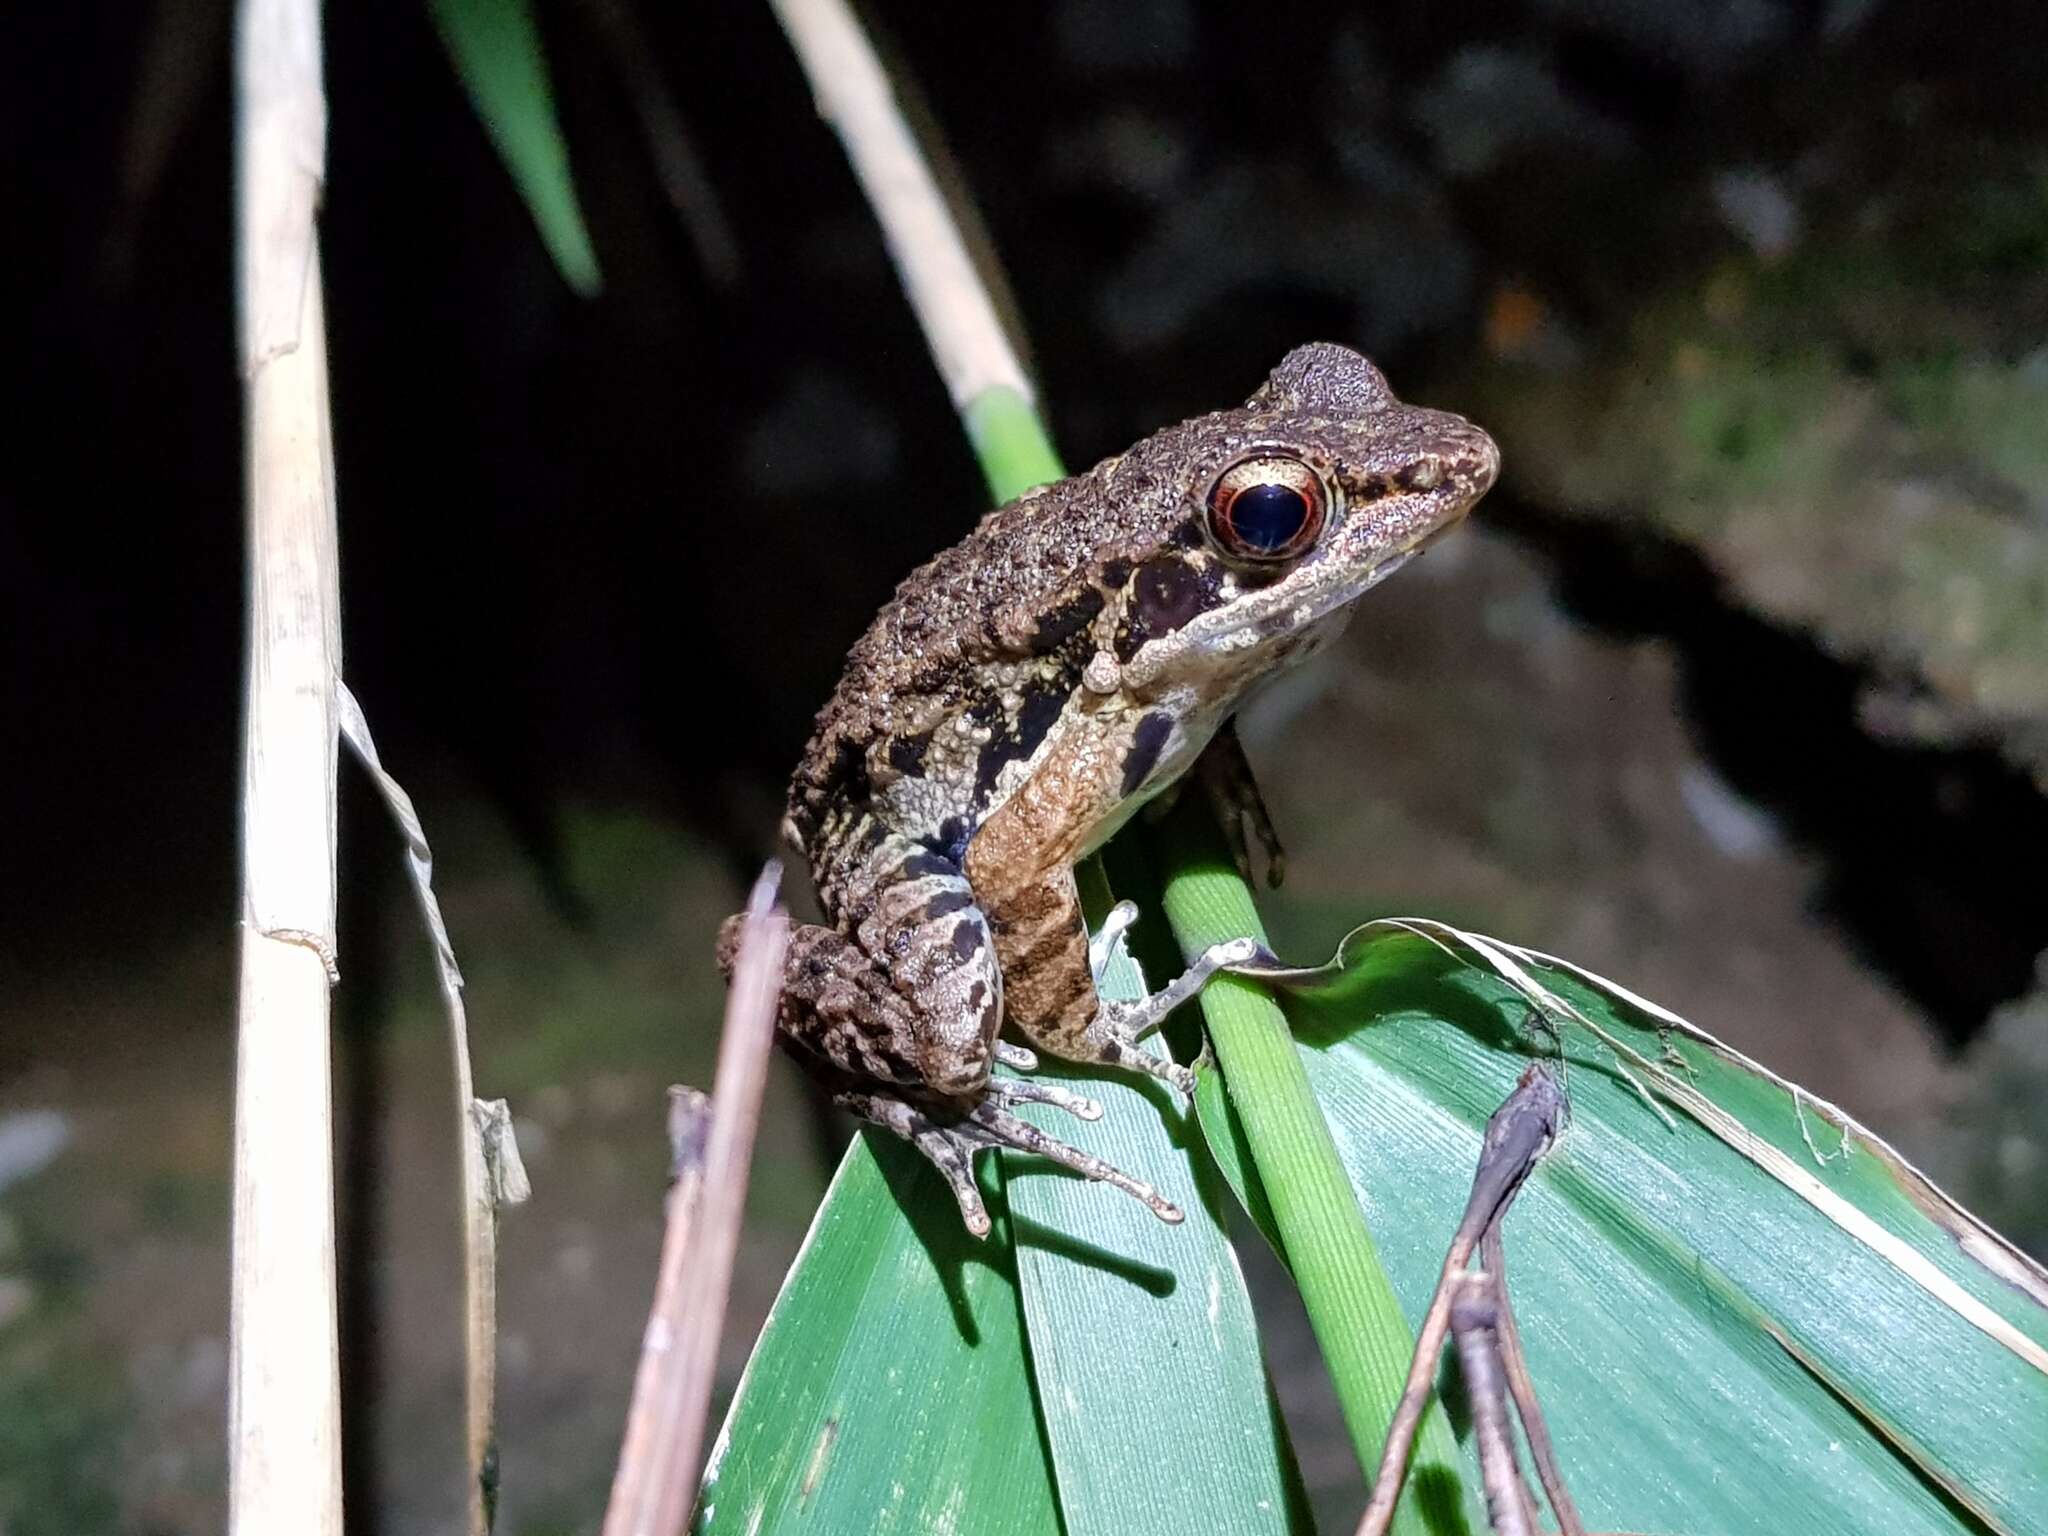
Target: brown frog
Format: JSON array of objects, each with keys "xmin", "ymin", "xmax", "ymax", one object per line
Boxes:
[{"xmin": 729, "ymin": 343, "xmax": 1498, "ymax": 1236}]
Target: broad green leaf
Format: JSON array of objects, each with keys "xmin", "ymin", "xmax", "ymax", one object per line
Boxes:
[
  {"xmin": 697, "ymin": 862, "xmax": 1306, "ymax": 1535},
  {"xmin": 1211, "ymin": 918, "xmax": 2048, "ymax": 1536},
  {"xmin": 1005, "ymin": 864, "xmax": 1307, "ymax": 1534},
  {"xmin": 694, "ymin": 1138, "xmax": 1059, "ymax": 1534},
  {"xmin": 429, "ymin": 0, "xmax": 601, "ymax": 296}
]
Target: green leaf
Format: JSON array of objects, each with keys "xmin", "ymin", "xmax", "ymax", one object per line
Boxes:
[
  {"xmin": 697, "ymin": 861, "xmax": 1308, "ymax": 1534},
  {"xmin": 1006, "ymin": 863, "xmax": 1308, "ymax": 1533},
  {"xmin": 1158, "ymin": 807, "xmax": 1477, "ymax": 1536},
  {"xmin": 694, "ymin": 1139, "xmax": 1060, "ymax": 1534},
  {"xmin": 428, "ymin": 0, "xmax": 601, "ymax": 296},
  {"xmin": 1217, "ymin": 915, "xmax": 2048, "ymax": 1536}
]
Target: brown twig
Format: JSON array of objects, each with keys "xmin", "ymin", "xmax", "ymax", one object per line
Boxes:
[
  {"xmin": 337, "ymin": 684, "xmax": 530, "ymax": 1535},
  {"xmin": 1449, "ymin": 1274, "xmax": 1538, "ymax": 1536},
  {"xmin": 602, "ymin": 864, "xmax": 788, "ymax": 1536},
  {"xmin": 1484, "ymin": 1225, "xmax": 1587, "ymax": 1536},
  {"xmin": 1354, "ymin": 1064, "xmax": 1566, "ymax": 1536}
]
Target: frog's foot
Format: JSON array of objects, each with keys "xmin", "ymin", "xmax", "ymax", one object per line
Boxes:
[
  {"xmin": 1086, "ymin": 902, "xmax": 1260, "ymax": 1100},
  {"xmin": 839, "ymin": 1089, "xmax": 1181, "ymax": 1238}
]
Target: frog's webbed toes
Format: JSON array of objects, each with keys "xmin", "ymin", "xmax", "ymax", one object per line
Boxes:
[
  {"xmin": 993, "ymin": 1040, "xmax": 1040, "ymax": 1073},
  {"xmin": 969, "ymin": 1100, "xmax": 1183, "ymax": 1226},
  {"xmin": 836, "ymin": 1089, "xmax": 1182, "ymax": 1236},
  {"xmin": 987, "ymin": 1075, "xmax": 1103, "ymax": 1121}
]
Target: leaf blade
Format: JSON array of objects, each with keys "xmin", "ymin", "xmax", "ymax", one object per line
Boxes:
[
  {"xmin": 428, "ymin": 0, "xmax": 602, "ymax": 296},
  {"xmin": 1238, "ymin": 921, "xmax": 2048, "ymax": 1535}
]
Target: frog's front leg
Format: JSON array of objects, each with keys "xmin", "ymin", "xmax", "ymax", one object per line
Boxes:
[
  {"xmin": 1196, "ymin": 720, "xmax": 1286, "ymax": 889},
  {"xmin": 963, "ymin": 728, "xmax": 1257, "ymax": 1097},
  {"xmin": 973, "ymin": 864, "xmax": 1254, "ymax": 1097}
]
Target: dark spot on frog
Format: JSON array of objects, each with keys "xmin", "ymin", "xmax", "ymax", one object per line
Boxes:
[
  {"xmin": 888, "ymin": 730, "xmax": 932, "ymax": 776},
  {"xmin": 951, "ymin": 921, "xmax": 985, "ymax": 961},
  {"xmin": 968, "ymin": 979, "xmax": 996, "ymax": 1031},
  {"xmin": 926, "ymin": 815, "xmax": 971, "ymax": 865},
  {"xmin": 1120, "ymin": 711, "xmax": 1175, "ymax": 796},
  {"xmin": 897, "ymin": 848, "xmax": 956, "ymax": 882},
  {"xmin": 969, "ymin": 680, "xmax": 1073, "ymax": 802},
  {"xmin": 918, "ymin": 889, "xmax": 974, "ymax": 923},
  {"xmin": 1029, "ymin": 587, "xmax": 1104, "ymax": 651},
  {"xmin": 1115, "ymin": 555, "xmax": 1224, "ymax": 660},
  {"xmin": 1098, "ymin": 557, "xmax": 1133, "ymax": 589},
  {"xmin": 825, "ymin": 736, "xmax": 870, "ymax": 803}
]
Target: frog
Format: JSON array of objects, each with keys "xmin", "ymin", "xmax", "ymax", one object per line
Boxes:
[{"xmin": 725, "ymin": 342, "xmax": 1499, "ymax": 1237}]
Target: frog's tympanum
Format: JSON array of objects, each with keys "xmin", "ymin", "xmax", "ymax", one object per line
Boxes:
[{"xmin": 725, "ymin": 344, "xmax": 1498, "ymax": 1236}]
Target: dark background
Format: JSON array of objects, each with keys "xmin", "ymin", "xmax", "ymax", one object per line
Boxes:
[{"xmin": 5, "ymin": 1, "xmax": 2048, "ymax": 1531}]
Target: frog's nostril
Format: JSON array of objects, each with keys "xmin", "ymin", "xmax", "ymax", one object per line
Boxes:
[{"xmin": 1400, "ymin": 457, "xmax": 1446, "ymax": 492}]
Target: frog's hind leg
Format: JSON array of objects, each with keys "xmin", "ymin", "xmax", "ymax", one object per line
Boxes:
[{"xmin": 838, "ymin": 1087, "xmax": 1184, "ymax": 1238}]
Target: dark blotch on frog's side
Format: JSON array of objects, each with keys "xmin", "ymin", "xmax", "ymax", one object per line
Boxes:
[{"xmin": 1120, "ymin": 711, "xmax": 1175, "ymax": 797}]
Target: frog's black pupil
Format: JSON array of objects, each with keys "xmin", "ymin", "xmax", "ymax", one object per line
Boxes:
[{"xmin": 1230, "ymin": 482, "xmax": 1310, "ymax": 551}]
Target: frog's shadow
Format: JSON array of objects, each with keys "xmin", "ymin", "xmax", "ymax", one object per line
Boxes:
[{"xmin": 868, "ymin": 1127, "xmax": 1178, "ymax": 1347}]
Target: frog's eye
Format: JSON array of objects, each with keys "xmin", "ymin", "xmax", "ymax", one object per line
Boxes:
[{"xmin": 1203, "ymin": 454, "xmax": 1331, "ymax": 564}]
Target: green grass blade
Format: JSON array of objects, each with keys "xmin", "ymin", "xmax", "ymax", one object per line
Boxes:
[
  {"xmin": 1236, "ymin": 919, "xmax": 2048, "ymax": 1535},
  {"xmin": 963, "ymin": 384, "xmax": 1064, "ymax": 503},
  {"xmin": 428, "ymin": 0, "xmax": 601, "ymax": 296}
]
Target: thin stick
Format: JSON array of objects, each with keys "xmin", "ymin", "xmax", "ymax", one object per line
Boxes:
[
  {"xmin": 229, "ymin": 0, "xmax": 343, "ymax": 1530},
  {"xmin": 337, "ymin": 684, "xmax": 530, "ymax": 1534},
  {"xmin": 768, "ymin": 0, "xmax": 1032, "ymax": 408},
  {"xmin": 602, "ymin": 865, "xmax": 788, "ymax": 1536},
  {"xmin": 1484, "ymin": 1226, "xmax": 1587, "ymax": 1536},
  {"xmin": 1448, "ymin": 1275, "xmax": 1538, "ymax": 1536},
  {"xmin": 1355, "ymin": 1065, "xmax": 1564, "ymax": 1536}
]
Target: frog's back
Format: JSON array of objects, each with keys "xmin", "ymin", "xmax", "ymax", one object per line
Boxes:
[{"xmin": 786, "ymin": 420, "xmax": 1213, "ymax": 853}]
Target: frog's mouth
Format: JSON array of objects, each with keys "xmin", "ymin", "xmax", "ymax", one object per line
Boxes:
[{"xmin": 1117, "ymin": 547, "xmax": 1401, "ymax": 693}]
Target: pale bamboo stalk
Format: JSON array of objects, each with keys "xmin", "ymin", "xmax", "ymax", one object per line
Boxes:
[
  {"xmin": 230, "ymin": 0, "xmax": 343, "ymax": 1529},
  {"xmin": 768, "ymin": 0, "xmax": 1032, "ymax": 409}
]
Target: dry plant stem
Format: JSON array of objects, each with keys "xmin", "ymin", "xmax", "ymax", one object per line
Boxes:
[
  {"xmin": 602, "ymin": 866, "xmax": 789, "ymax": 1536},
  {"xmin": 336, "ymin": 684, "xmax": 530, "ymax": 1535},
  {"xmin": 1483, "ymin": 1227, "xmax": 1586, "ymax": 1536},
  {"xmin": 579, "ymin": 0, "xmax": 739, "ymax": 286},
  {"xmin": 768, "ymin": 0, "xmax": 1033, "ymax": 408},
  {"xmin": 603, "ymin": 1089, "xmax": 713, "ymax": 1536},
  {"xmin": 1448, "ymin": 1276, "xmax": 1538, "ymax": 1536},
  {"xmin": 230, "ymin": 0, "xmax": 342, "ymax": 1532},
  {"xmin": 1355, "ymin": 1065, "xmax": 1566, "ymax": 1536}
]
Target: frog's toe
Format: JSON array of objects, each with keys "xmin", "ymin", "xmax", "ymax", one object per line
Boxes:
[
  {"xmin": 836, "ymin": 1091, "xmax": 996, "ymax": 1237},
  {"xmin": 1087, "ymin": 900, "xmax": 1142, "ymax": 982},
  {"xmin": 993, "ymin": 1040, "xmax": 1040, "ymax": 1073},
  {"xmin": 968, "ymin": 1101, "xmax": 1183, "ymax": 1226},
  {"xmin": 987, "ymin": 1075, "xmax": 1103, "ymax": 1121}
]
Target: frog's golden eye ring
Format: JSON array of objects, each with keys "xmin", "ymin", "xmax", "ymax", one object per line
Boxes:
[{"xmin": 1203, "ymin": 454, "xmax": 1332, "ymax": 564}]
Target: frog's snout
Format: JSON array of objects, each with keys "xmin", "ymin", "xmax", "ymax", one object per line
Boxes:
[{"xmin": 1438, "ymin": 416, "xmax": 1500, "ymax": 502}]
